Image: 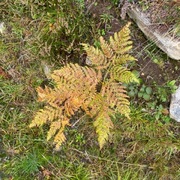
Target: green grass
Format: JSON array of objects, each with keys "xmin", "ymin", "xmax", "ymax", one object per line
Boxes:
[{"xmin": 0, "ymin": 0, "xmax": 180, "ymax": 179}]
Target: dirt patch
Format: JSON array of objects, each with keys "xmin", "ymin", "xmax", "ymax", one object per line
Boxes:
[{"xmin": 85, "ymin": 0, "xmax": 126, "ymax": 36}]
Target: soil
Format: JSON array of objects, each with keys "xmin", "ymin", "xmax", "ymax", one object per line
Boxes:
[{"xmin": 85, "ymin": 0, "xmax": 180, "ymax": 86}]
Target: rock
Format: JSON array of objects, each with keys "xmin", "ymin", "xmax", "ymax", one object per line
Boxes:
[
  {"xmin": 170, "ymin": 86, "xmax": 180, "ymax": 122},
  {"xmin": 127, "ymin": 6, "xmax": 180, "ymax": 60},
  {"xmin": 0, "ymin": 22, "xmax": 5, "ymax": 34},
  {"xmin": 41, "ymin": 62, "xmax": 51, "ymax": 79}
]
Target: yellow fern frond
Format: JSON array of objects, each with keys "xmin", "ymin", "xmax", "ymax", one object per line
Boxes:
[
  {"xmin": 36, "ymin": 86, "xmax": 66, "ymax": 109},
  {"xmin": 64, "ymin": 95, "xmax": 82, "ymax": 117},
  {"xmin": 99, "ymin": 36, "xmax": 113, "ymax": 59},
  {"xmin": 29, "ymin": 106, "xmax": 62, "ymax": 128},
  {"xmin": 53, "ymin": 118, "xmax": 70, "ymax": 150},
  {"xmin": 112, "ymin": 54, "xmax": 136, "ymax": 65},
  {"xmin": 109, "ymin": 22, "xmax": 132, "ymax": 55},
  {"xmin": 47, "ymin": 121, "xmax": 61, "ymax": 141},
  {"xmin": 47, "ymin": 117, "xmax": 70, "ymax": 141},
  {"xmin": 37, "ymin": 86, "xmax": 53, "ymax": 102},
  {"xmin": 81, "ymin": 44, "xmax": 109, "ymax": 69},
  {"xmin": 119, "ymin": 70, "xmax": 139, "ymax": 84},
  {"xmin": 30, "ymin": 23, "xmax": 138, "ymax": 150},
  {"xmin": 51, "ymin": 63, "xmax": 101, "ymax": 91},
  {"xmin": 87, "ymin": 94, "xmax": 106, "ymax": 117},
  {"xmin": 54, "ymin": 131, "xmax": 66, "ymax": 150},
  {"xmin": 93, "ymin": 111, "xmax": 114, "ymax": 149},
  {"xmin": 101, "ymin": 82, "xmax": 130, "ymax": 118},
  {"xmin": 110, "ymin": 66, "xmax": 139, "ymax": 84}
]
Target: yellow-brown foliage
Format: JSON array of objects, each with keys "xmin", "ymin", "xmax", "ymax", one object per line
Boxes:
[{"xmin": 30, "ymin": 23, "xmax": 138, "ymax": 150}]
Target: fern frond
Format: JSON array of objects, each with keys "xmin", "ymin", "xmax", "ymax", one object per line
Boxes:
[
  {"xmin": 110, "ymin": 66, "xmax": 139, "ymax": 84},
  {"xmin": 50, "ymin": 64, "xmax": 101, "ymax": 114},
  {"xmin": 118, "ymin": 70, "xmax": 139, "ymax": 84},
  {"xmin": 112, "ymin": 54, "xmax": 136, "ymax": 65},
  {"xmin": 87, "ymin": 94, "xmax": 105, "ymax": 117},
  {"xmin": 64, "ymin": 95, "xmax": 82, "ymax": 116},
  {"xmin": 54, "ymin": 131, "xmax": 66, "ymax": 150},
  {"xmin": 51, "ymin": 63, "xmax": 101, "ymax": 90},
  {"xmin": 30, "ymin": 23, "xmax": 138, "ymax": 150},
  {"xmin": 47, "ymin": 121, "xmax": 61, "ymax": 141},
  {"xmin": 93, "ymin": 110, "xmax": 114, "ymax": 149},
  {"xmin": 109, "ymin": 22, "xmax": 132, "ymax": 55},
  {"xmin": 99, "ymin": 36, "xmax": 113, "ymax": 59},
  {"xmin": 49, "ymin": 91, "xmax": 85, "ymax": 117},
  {"xmin": 101, "ymin": 82, "xmax": 130, "ymax": 118},
  {"xmin": 47, "ymin": 118, "xmax": 70, "ymax": 150},
  {"xmin": 81, "ymin": 44, "xmax": 109, "ymax": 69},
  {"xmin": 37, "ymin": 86, "xmax": 53, "ymax": 102},
  {"xmin": 53, "ymin": 118, "xmax": 70, "ymax": 150},
  {"xmin": 36, "ymin": 86, "xmax": 67, "ymax": 109},
  {"xmin": 36, "ymin": 86, "xmax": 66, "ymax": 109},
  {"xmin": 29, "ymin": 106, "xmax": 62, "ymax": 128}
]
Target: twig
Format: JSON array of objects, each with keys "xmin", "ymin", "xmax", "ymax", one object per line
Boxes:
[
  {"xmin": 70, "ymin": 148, "xmax": 154, "ymax": 169},
  {"xmin": 85, "ymin": 0, "xmax": 96, "ymax": 15},
  {"xmin": 71, "ymin": 114, "xmax": 87, "ymax": 128}
]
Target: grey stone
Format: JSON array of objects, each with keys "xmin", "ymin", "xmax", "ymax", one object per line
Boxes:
[
  {"xmin": 0, "ymin": 22, "xmax": 5, "ymax": 34},
  {"xmin": 170, "ymin": 86, "xmax": 180, "ymax": 122},
  {"xmin": 127, "ymin": 7, "xmax": 180, "ymax": 60}
]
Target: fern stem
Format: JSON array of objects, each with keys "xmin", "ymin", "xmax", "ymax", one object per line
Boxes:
[
  {"xmin": 103, "ymin": 62, "xmax": 113, "ymax": 82},
  {"xmin": 71, "ymin": 114, "xmax": 87, "ymax": 127}
]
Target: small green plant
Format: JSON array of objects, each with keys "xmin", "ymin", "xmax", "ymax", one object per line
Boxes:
[
  {"xmin": 138, "ymin": 85, "xmax": 152, "ymax": 101},
  {"xmin": 98, "ymin": 29, "xmax": 106, "ymax": 36},
  {"xmin": 127, "ymin": 82, "xmax": 152, "ymax": 101},
  {"xmin": 138, "ymin": 0, "xmax": 150, "ymax": 11},
  {"xmin": 13, "ymin": 153, "xmax": 41, "ymax": 176},
  {"xmin": 100, "ymin": 13, "xmax": 113, "ymax": 31},
  {"xmin": 127, "ymin": 83, "xmax": 139, "ymax": 98},
  {"xmin": 75, "ymin": 133, "xmax": 85, "ymax": 145},
  {"xmin": 100, "ymin": 13, "xmax": 113, "ymax": 24},
  {"xmin": 166, "ymin": 80, "xmax": 177, "ymax": 92},
  {"xmin": 147, "ymin": 103, "xmax": 171, "ymax": 122},
  {"xmin": 154, "ymin": 80, "xmax": 177, "ymax": 103},
  {"xmin": 110, "ymin": 0, "xmax": 120, "ymax": 6},
  {"xmin": 75, "ymin": 0, "xmax": 85, "ymax": 9}
]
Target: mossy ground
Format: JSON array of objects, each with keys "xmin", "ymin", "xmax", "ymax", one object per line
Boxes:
[{"xmin": 0, "ymin": 0, "xmax": 180, "ymax": 179}]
